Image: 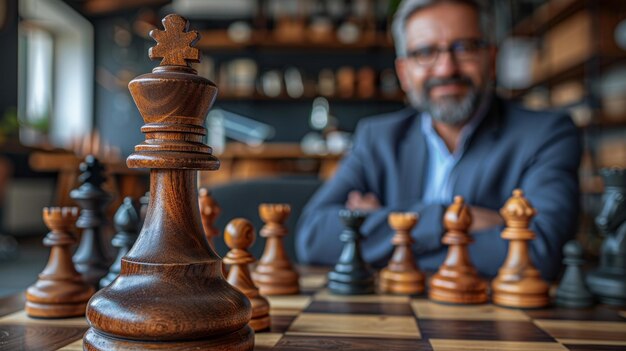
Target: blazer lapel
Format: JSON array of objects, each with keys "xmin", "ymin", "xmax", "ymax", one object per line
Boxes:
[
  {"xmin": 452, "ymin": 97, "xmax": 502, "ymax": 203},
  {"xmin": 398, "ymin": 112, "xmax": 428, "ymax": 203}
]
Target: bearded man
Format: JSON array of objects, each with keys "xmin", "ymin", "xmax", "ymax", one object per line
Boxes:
[{"xmin": 296, "ymin": 0, "xmax": 581, "ymax": 280}]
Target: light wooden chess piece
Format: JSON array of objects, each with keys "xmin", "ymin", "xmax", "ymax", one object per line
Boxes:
[
  {"xmin": 379, "ymin": 212, "xmax": 424, "ymax": 295},
  {"xmin": 492, "ymin": 189, "xmax": 549, "ymax": 308},
  {"xmin": 83, "ymin": 14, "xmax": 253, "ymax": 350},
  {"xmin": 252, "ymin": 203, "xmax": 300, "ymax": 295},
  {"xmin": 26, "ymin": 207, "xmax": 95, "ymax": 318},
  {"xmin": 224, "ymin": 218, "xmax": 270, "ymax": 332},
  {"xmin": 199, "ymin": 187, "xmax": 221, "ymax": 250},
  {"xmin": 429, "ymin": 196, "xmax": 488, "ymax": 304}
]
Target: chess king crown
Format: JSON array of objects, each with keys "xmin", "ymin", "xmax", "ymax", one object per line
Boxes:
[{"xmin": 126, "ymin": 14, "xmax": 219, "ymax": 170}]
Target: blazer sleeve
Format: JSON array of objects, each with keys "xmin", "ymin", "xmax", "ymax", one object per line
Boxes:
[
  {"xmin": 296, "ymin": 119, "xmax": 447, "ymax": 266},
  {"xmin": 467, "ymin": 113, "xmax": 581, "ymax": 281}
]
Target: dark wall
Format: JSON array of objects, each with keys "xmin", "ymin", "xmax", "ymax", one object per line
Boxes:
[{"xmin": 0, "ymin": 0, "xmax": 18, "ymax": 121}]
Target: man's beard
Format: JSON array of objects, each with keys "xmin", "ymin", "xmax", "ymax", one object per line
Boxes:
[{"xmin": 407, "ymin": 76, "xmax": 481, "ymax": 126}]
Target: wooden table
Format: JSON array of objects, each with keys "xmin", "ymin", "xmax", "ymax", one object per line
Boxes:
[{"xmin": 1, "ymin": 267, "xmax": 625, "ymax": 351}]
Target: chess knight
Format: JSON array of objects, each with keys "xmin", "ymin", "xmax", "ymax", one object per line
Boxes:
[{"xmin": 587, "ymin": 168, "xmax": 626, "ymax": 306}]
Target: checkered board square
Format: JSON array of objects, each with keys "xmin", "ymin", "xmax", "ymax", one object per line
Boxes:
[{"xmin": 0, "ymin": 271, "xmax": 624, "ymax": 351}]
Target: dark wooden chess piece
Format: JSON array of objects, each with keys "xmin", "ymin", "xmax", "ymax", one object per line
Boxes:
[
  {"xmin": 556, "ymin": 240, "xmax": 594, "ymax": 308},
  {"xmin": 587, "ymin": 168, "xmax": 626, "ymax": 306},
  {"xmin": 71, "ymin": 155, "xmax": 112, "ymax": 288},
  {"xmin": 429, "ymin": 196, "xmax": 487, "ymax": 304},
  {"xmin": 379, "ymin": 212, "xmax": 424, "ymax": 295},
  {"xmin": 224, "ymin": 218, "xmax": 270, "ymax": 332},
  {"xmin": 83, "ymin": 14, "xmax": 253, "ymax": 350},
  {"xmin": 99, "ymin": 197, "xmax": 140, "ymax": 289},
  {"xmin": 199, "ymin": 187, "xmax": 221, "ymax": 250},
  {"xmin": 492, "ymin": 189, "xmax": 549, "ymax": 308},
  {"xmin": 26, "ymin": 207, "xmax": 95, "ymax": 318},
  {"xmin": 327, "ymin": 210, "xmax": 375, "ymax": 295},
  {"xmin": 252, "ymin": 204, "xmax": 300, "ymax": 295}
]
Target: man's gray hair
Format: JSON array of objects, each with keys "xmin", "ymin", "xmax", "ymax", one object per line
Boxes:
[{"xmin": 391, "ymin": 0, "xmax": 492, "ymax": 58}]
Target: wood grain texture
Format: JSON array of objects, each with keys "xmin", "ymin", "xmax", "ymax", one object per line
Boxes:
[
  {"xmin": 419, "ymin": 319, "xmax": 555, "ymax": 342},
  {"xmin": 492, "ymin": 190, "xmax": 550, "ymax": 308},
  {"xmin": 380, "ymin": 212, "xmax": 424, "ymax": 295},
  {"xmin": 0, "ymin": 311, "xmax": 86, "ymax": 328},
  {"xmin": 0, "ymin": 324, "xmax": 85, "ymax": 351},
  {"xmin": 224, "ymin": 218, "xmax": 271, "ymax": 332},
  {"xmin": 429, "ymin": 339, "xmax": 567, "ymax": 350},
  {"xmin": 306, "ymin": 300, "xmax": 415, "ymax": 316},
  {"xmin": 25, "ymin": 207, "xmax": 94, "ymax": 318},
  {"xmin": 274, "ymin": 335, "xmax": 432, "ymax": 351},
  {"xmin": 429, "ymin": 196, "xmax": 488, "ymax": 304},
  {"xmin": 411, "ymin": 300, "xmax": 530, "ymax": 321},
  {"xmin": 534, "ymin": 319, "xmax": 626, "ymax": 344},
  {"xmin": 314, "ymin": 289, "xmax": 411, "ymax": 304},
  {"xmin": 253, "ymin": 204, "xmax": 300, "ymax": 295},
  {"xmin": 287, "ymin": 313, "xmax": 421, "ymax": 339},
  {"xmin": 82, "ymin": 14, "xmax": 253, "ymax": 351}
]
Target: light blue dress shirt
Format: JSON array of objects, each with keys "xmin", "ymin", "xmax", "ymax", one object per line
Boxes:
[{"xmin": 421, "ymin": 109, "xmax": 487, "ymax": 205}]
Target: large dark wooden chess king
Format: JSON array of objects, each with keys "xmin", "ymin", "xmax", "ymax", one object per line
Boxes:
[{"xmin": 83, "ymin": 14, "xmax": 254, "ymax": 350}]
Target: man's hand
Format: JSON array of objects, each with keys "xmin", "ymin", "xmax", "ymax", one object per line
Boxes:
[
  {"xmin": 469, "ymin": 206, "xmax": 504, "ymax": 233},
  {"xmin": 346, "ymin": 191, "xmax": 381, "ymax": 212}
]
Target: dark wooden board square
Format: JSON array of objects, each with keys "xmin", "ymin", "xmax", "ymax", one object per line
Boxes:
[
  {"xmin": 524, "ymin": 306, "xmax": 624, "ymax": 322},
  {"xmin": 272, "ymin": 335, "xmax": 433, "ymax": 351},
  {"xmin": 305, "ymin": 300, "xmax": 414, "ymax": 316},
  {"xmin": 270, "ymin": 315, "xmax": 297, "ymax": 334},
  {"xmin": 0, "ymin": 324, "xmax": 85, "ymax": 351},
  {"xmin": 418, "ymin": 319, "xmax": 555, "ymax": 342}
]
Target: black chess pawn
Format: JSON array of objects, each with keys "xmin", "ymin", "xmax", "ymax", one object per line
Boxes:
[
  {"xmin": 555, "ymin": 241, "xmax": 594, "ymax": 308},
  {"xmin": 100, "ymin": 197, "xmax": 140, "ymax": 289},
  {"xmin": 71, "ymin": 155, "xmax": 112, "ymax": 288},
  {"xmin": 327, "ymin": 209, "xmax": 375, "ymax": 295}
]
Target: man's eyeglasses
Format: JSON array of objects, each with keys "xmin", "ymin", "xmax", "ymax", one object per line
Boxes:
[{"xmin": 406, "ymin": 39, "xmax": 488, "ymax": 66}]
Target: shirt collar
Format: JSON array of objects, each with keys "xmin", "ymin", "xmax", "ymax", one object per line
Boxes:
[{"xmin": 420, "ymin": 94, "xmax": 492, "ymax": 157}]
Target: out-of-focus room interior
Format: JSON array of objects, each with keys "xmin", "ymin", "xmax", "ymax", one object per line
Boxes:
[{"xmin": 0, "ymin": 0, "xmax": 625, "ymax": 297}]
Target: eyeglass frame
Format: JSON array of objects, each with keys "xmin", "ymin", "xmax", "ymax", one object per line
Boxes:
[{"xmin": 405, "ymin": 38, "xmax": 489, "ymax": 66}]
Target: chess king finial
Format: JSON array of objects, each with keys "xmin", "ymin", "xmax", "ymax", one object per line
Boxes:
[
  {"xmin": 149, "ymin": 14, "xmax": 200, "ymax": 67},
  {"xmin": 84, "ymin": 14, "xmax": 253, "ymax": 350}
]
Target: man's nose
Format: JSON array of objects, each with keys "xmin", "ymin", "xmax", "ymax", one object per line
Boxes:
[{"xmin": 432, "ymin": 50, "xmax": 460, "ymax": 77}]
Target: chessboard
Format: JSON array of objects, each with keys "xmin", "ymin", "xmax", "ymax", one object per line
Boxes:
[{"xmin": 1, "ymin": 267, "xmax": 625, "ymax": 351}]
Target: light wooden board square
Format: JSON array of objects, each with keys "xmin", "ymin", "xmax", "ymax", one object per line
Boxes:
[
  {"xmin": 0, "ymin": 310, "xmax": 87, "ymax": 328},
  {"xmin": 534, "ymin": 319, "xmax": 626, "ymax": 345},
  {"xmin": 314, "ymin": 290, "xmax": 410, "ymax": 304},
  {"xmin": 256, "ymin": 332, "xmax": 283, "ymax": 348},
  {"xmin": 411, "ymin": 300, "xmax": 530, "ymax": 321},
  {"xmin": 267, "ymin": 295, "xmax": 312, "ymax": 312},
  {"xmin": 300, "ymin": 274, "xmax": 326, "ymax": 289},
  {"xmin": 286, "ymin": 312, "xmax": 420, "ymax": 339},
  {"xmin": 430, "ymin": 339, "xmax": 567, "ymax": 351}
]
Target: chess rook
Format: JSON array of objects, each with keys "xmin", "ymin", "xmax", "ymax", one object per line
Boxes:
[
  {"xmin": 379, "ymin": 212, "xmax": 424, "ymax": 295},
  {"xmin": 429, "ymin": 196, "xmax": 488, "ymax": 304},
  {"xmin": 327, "ymin": 210, "xmax": 375, "ymax": 295},
  {"xmin": 83, "ymin": 14, "xmax": 253, "ymax": 350},
  {"xmin": 26, "ymin": 207, "xmax": 95, "ymax": 318},
  {"xmin": 99, "ymin": 197, "xmax": 140, "ymax": 289},
  {"xmin": 71, "ymin": 155, "xmax": 112, "ymax": 288},
  {"xmin": 253, "ymin": 204, "xmax": 300, "ymax": 295},
  {"xmin": 492, "ymin": 189, "xmax": 549, "ymax": 308},
  {"xmin": 224, "ymin": 218, "xmax": 271, "ymax": 331}
]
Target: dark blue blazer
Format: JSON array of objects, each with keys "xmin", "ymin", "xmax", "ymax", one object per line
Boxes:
[{"xmin": 296, "ymin": 98, "xmax": 581, "ymax": 281}]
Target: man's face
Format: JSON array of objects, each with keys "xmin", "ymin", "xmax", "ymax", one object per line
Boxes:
[{"xmin": 395, "ymin": 2, "xmax": 494, "ymax": 126}]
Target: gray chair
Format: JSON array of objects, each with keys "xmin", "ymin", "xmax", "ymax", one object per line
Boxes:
[{"xmin": 209, "ymin": 176, "xmax": 322, "ymax": 262}]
